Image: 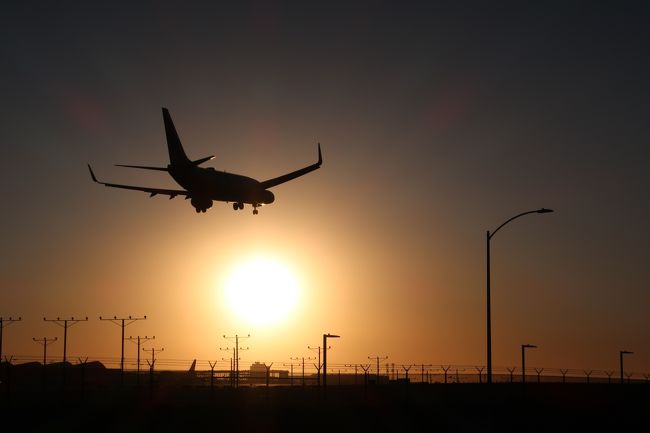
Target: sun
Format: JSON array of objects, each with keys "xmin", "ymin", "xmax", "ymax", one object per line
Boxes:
[{"xmin": 222, "ymin": 257, "xmax": 300, "ymax": 326}]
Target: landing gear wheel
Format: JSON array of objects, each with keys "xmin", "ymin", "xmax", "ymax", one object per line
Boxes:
[
  {"xmin": 233, "ymin": 203, "xmax": 238, "ymax": 211},
  {"xmin": 238, "ymin": 202, "xmax": 244, "ymax": 210},
  {"xmin": 253, "ymin": 209, "xmax": 258, "ymax": 215}
]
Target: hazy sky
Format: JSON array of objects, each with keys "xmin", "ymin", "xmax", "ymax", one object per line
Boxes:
[{"xmin": 1, "ymin": 2, "xmax": 648, "ymax": 373}]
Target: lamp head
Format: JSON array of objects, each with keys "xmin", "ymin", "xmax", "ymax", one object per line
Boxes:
[{"xmin": 537, "ymin": 208, "xmax": 553, "ymax": 214}]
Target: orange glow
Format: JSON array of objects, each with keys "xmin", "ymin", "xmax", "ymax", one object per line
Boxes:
[{"xmin": 221, "ymin": 256, "xmax": 301, "ymax": 327}]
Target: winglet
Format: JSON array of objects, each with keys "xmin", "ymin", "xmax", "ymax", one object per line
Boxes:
[
  {"xmin": 317, "ymin": 143, "xmax": 322, "ymax": 166},
  {"xmin": 87, "ymin": 164, "xmax": 99, "ymax": 183}
]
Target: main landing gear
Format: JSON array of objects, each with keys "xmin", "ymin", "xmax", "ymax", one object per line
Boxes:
[{"xmin": 231, "ymin": 201, "xmax": 259, "ymax": 215}]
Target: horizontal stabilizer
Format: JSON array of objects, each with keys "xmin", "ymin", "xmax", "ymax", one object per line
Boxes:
[
  {"xmin": 115, "ymin": 164, "xmax": 168, "ymax": 171},
  {"xmin": 192, "ymin": 155, "xmax": 215, "ymax": 166}
]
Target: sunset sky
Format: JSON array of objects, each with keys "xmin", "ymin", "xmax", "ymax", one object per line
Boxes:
[{"xmin": 1, "ymin": 2, "xmax": 648, "ymax": 374}]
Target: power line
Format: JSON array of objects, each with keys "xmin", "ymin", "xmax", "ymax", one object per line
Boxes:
[
  {"xmin": 307, "ymin": 344, "xmax": 331, "ymax": 387},
  {"xmin": 144, "ymin": 346, "xmax": 164, "ymax": 369},
  {"xmin": 99, "ymin": 315, "xmax": 146, "ymax": 382},
  {"xmin": 223, "ymin": 334, "xmax": 250, "ymax": 388},
  {"xmin": 290, "ymin": 356, "xmax": 315, "ymax": 386},
  {"xmin": 126, "ymin": 335, "xmax": 155, "ymax": 384},
  {"xmin": 43, "ymin": 316, "xmax": 88, "ymax": 384},
  {"xmin": 144, "ymin": 346, "xmax": 164, "ymax": 392},
  {"xmin": 368, "ymin": 355, "xmax": 388, "ymax": 382},
  {"xmin": 0, "ymin": 316, "xmax": 22, "ymax": 362},
  {"xmin": 43, "ymin": 316, "xmax": 88, "ymax": 364},
  {"xmin": 32, "ymin": 337, "xmax": 57, "ymax": 366},
  {"xmin": 283, "ymin": 360, "xmax": 301, "ymax": 386}
]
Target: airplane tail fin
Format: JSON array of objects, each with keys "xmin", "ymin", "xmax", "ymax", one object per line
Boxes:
[{"xmin": 162, "ymin": 107, "xmax": 191, "ymax": 166}]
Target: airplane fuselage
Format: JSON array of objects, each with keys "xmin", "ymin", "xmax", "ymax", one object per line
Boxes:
[{"xmin": 169, "ymin": 163, "xmax": 275, "ymax": 206}]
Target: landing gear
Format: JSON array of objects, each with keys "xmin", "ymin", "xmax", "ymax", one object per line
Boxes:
[
  {"xmin": 253, "ymin": 209, "xmax": 258, "ymax": 215},
  {"xmin": 232, "ymin": 202, "xmax": 244, "ymax": 211}
]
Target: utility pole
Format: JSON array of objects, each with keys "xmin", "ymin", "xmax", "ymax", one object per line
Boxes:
[
  {"xmin": 322, "ymin": 333, "xmax": 340, "ymax": 390},
  {"xmin": 308, "ymin": 344, "xmax": 331, "ymax": 387},
  {"xmin": 620, "ymin": 350, "xmax": 633, "ymax": 384},
  {"xmin": 368, "ymin": 355, "xmax": 388, "ymax": 383},
  {"xmin": 344, "ymin": 364, "xmax": 358, "ymax": 385},
  {"xmin": 99, "ymin": 315, "xmax": 146, "ymax": 382},
  {"xmin": 43, "ymin": 316, "xmax": 88, "ymax": 384},
  {"xmin": 144, "ymin": 346, "xmax": 164, "ymax": 392},
  {"xmin": 283, "ymin": 360, "xmax": 301, "ymax": 386},
  {"xmin": 144, "ymin": 346, "xmax": 164, "ymax": 368},
  {"xmin": 0, "ymin": 316, "xmax": 22, "ymax": 362},
  {"xmin": 33, "ymin": 337, "xmax": 58, "ymax": 366},
  {"xmin": 126, "ymin": 335, "xmax": 154, "ymax": 385},
  {"xmin": 223, "ymin": 334, "xmax": 250, "ymax": 388},
  {"xmin": 290, "ymin": 356, "xmax": 314, "ymax": 386},
  {"xmin": 219, "ymin": 346, "xmax": 235, "ymax": 387},
  {"xmin": 420, "ymin": 364, "xmax": 432, "ymax": 383}
]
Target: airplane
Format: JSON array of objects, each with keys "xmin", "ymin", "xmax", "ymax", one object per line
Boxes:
[{"xmin": 88, "ymin": 107, "xmax": 322, "ymax": 214}]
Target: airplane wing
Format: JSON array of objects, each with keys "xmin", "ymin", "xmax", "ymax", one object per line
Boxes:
[
  {"xmin": 88, "ymin": 165, "xmax": 189, "ymax": 199},
  {"xmin": 259, "ymin": 144, "xmax": 322, "ymax": 190}
]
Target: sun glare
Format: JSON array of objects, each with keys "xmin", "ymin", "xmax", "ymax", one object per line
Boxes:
[{"xmin": 223, "ymin": 257, "xmax": 300, "ymax": 327}]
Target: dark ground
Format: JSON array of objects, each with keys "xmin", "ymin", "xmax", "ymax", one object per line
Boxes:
[{"xmin": 1, "ymin": 380, "xmax": 647, "ymax": 433}]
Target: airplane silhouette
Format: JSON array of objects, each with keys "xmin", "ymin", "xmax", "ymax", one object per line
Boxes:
[{"xmin": 88, "ymin": 108, "xmax": 322, "ymax": 214}]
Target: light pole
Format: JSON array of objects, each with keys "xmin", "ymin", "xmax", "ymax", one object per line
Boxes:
[
  {"xmin": 620, "ymin": 350, "xmax": 633, "ymax": 384},
  {"xmin": 223, "ymin": 334, "xmax": 250, "ymax": 388},
  {"xmin": 486, "ymin": 208, "xmax": 553, "ymax": 384},
  {"xmin": 322, "ymin": 333, "xmax": 339, "ymax": 390},
  {"xmin": 521, "ymin": 344, "xmax": 537, "ymax": 384},
  {"xmin": 308, "ymin": 344, "xmax": 331, "ymax": 387}
]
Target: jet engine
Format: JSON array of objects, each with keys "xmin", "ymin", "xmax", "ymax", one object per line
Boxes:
[
  {"xmin": 191, "ymin": 197, "xmax": 213, "ymax": 213},
  {"xmin": 262, "ymin": 190, "xmax": 275, "ymax": 204}
]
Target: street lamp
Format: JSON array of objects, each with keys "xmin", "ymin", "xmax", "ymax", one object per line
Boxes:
[
  {"xmin": 486, "ymin": 208, "xmax": 553, "ymax": 384},
  {"xmin": 521, "ymin": 344, "xmax": 537, "ymax": 384},
  {"xmin": 322, "ymin": 333, "xmax": 340, "ymax": 389},
  {"xmin": 620, "ymin": 350, "xmax": 633, "ymax": 384}
]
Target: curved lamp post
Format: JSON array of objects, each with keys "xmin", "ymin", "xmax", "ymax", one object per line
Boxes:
[
  {"xmin": 486, "ymin": 208, "xmax": 553, "ymax": 384},
  {"xmin": 620, "ymin": 350, "xmax": 633, "ymax": 384}
]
